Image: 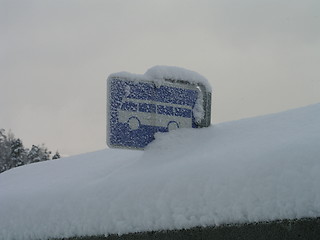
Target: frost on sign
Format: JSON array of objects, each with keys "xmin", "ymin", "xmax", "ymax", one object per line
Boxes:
[{"xmin": 107, "ymin": 66, "xmax": 212, "ymax": 149}]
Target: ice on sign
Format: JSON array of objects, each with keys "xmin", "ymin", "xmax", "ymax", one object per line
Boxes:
[{"xmin": 107, "ymin": 66, "xmax": 212, "ymax": 149}]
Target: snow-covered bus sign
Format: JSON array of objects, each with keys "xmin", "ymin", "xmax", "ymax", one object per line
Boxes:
[{"xmin": 107, "ymin": 66, "xmax": 212, "ymax": 149}]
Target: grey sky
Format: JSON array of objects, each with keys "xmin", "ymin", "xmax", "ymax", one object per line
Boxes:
[{"xmin": 1, "ymin": 0, "xmax": 319, "ymax": 155}]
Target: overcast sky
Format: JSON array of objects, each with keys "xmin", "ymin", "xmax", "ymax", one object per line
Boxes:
[{"xmin": 1, "ymin": 0, "xmax": 319, "ymax": 156}]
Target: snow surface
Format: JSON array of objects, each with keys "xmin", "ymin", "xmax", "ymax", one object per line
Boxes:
[
  {"xmin": 145, "ymin": 65, "xmax": 211, "ymax": 91},
  {"xmin": 1, "ymin": 103, "xmax": 320, "ymax": 240},
  {"xmin": 108, "ymin": 65, "xmax": 212, "ymax": 92},
  {"xmin": 192, "ymin": 90, "xmax": 205, "ymax": 123}
]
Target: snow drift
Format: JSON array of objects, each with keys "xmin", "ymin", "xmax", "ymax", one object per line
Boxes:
[{"xmin": 1, "ymin": 103, "xmax": 320, "ymax": 240}]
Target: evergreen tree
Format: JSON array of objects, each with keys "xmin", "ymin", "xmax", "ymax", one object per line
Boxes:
[
  {"xmin": 52, "ymin": 151, "xmax": 61, "ymax": 160},
  {"xmin": 38, "ymin": 144, "xmax": 51, "ymax": 162},
  {"xmin": 0, "ymin": 129, "xmax": 10, "ymax": 172},
  {"xmin": 27, "ymin": 144, "xmax": 51, "ymax": 163},
  {"xmin": 0, "ymin": 129, "xmax": 27, "ymax": 172},
  {"xmin": 10, "ymin": 138, "xmax": 27, "ymax": 168},
  {"xmin": 27, "ymin": 145, "xmax": 41, "ymax": 163},
  {"xmin": 0, "ymin": 129, "xmax": 57, "ymax": 173}
]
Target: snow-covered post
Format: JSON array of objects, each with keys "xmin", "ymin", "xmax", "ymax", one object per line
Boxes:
[{"xmin": 107, "ymin": 66, "xmax": 212, "ymax": 149}]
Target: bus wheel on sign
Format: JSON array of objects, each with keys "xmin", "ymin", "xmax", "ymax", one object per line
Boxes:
[
  {"xmin": 128, "ymin": 117, "xmax": 140, "ymax": 130},
  {"xmin": 167, "ymin": 121, "xmax": 179, "ymax": 132}
]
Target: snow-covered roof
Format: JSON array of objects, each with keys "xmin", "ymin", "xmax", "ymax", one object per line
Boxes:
[
  {"xmin": 1, "ymin": 103, "xmax": 320, "ymax": 240},
  {"xmin": 108, "ymin": 65, "xmax": 212, "ymax": 92}
]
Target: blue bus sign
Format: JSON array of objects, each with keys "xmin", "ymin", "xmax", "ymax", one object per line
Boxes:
[{"xmin": 107, "ymin": 68, "xmax": 211, "ymax": 149}]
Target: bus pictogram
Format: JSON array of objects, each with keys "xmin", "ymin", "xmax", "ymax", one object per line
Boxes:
[{"xmin": 118, "ymin": 98, "xmax": 193, "ymax": 131}]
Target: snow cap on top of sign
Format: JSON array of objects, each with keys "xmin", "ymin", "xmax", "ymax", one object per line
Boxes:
[
  {"xmin": 145, "ymin": 65, "xmax": 211, "ymax": 92},
  {"xmin": 108, "ymin": 65, "xmax": 212, "ymax": 92}
]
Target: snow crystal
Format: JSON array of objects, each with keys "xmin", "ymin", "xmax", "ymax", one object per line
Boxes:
[{"xmin": 1, "ymin": 103, "xmax": 320, "ymax": 240}]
